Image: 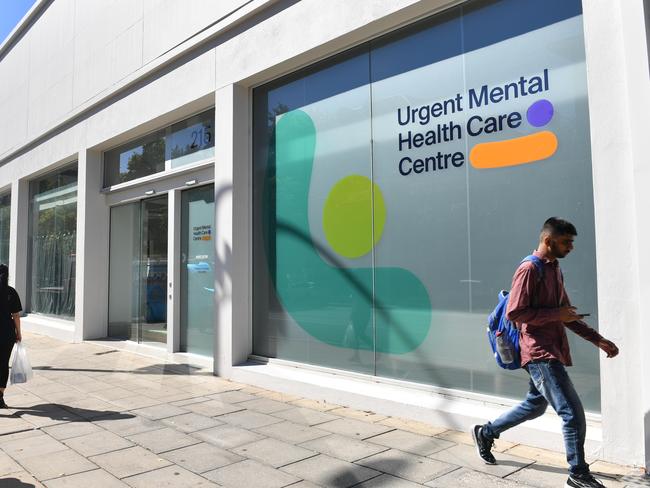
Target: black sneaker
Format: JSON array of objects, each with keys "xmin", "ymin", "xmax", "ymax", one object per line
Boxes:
[
  {"xmin": 470, "ymin": 424, "xmax": 496, "ymax": 465},
  {"xmin": 565, "ymin": 473, "xmax": 607, "ymax": 488},
  {"xmin": 0, "ymin": 398, "xmax": 7, "ymax": 409}
]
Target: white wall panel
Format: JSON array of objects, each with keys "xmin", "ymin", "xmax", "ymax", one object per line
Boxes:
[{"xmin": 142, "ymin": 0, "xmax": 246, "ymax": 64}]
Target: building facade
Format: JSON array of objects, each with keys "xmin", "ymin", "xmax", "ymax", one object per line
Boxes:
[{"xmin": 0, "ymin": 0, "xmax": 648, "ymax": 469}]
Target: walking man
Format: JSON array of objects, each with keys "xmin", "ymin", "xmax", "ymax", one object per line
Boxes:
[{"xmin": 471, "ymin": 217, "xmax": 619, "ymax": 488}]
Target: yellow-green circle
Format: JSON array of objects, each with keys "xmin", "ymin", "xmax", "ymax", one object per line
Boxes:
[{"xmin": 323, "ymin": 175, "xmax": 386, "ymax": 258}]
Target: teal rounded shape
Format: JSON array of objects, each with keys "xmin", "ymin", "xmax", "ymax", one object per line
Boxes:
[{"xmin": 269, "ymin": 109, "xmax": 431, "ymax": 354}]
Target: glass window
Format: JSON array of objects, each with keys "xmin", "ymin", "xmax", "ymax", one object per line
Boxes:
[
  {"xmin": 169, "ymin": 110, "xmax": 214, "ymax": 168},
  {"xmin": 104, "ymin": 129, "xmax": 166, "ymax": 187},
  {"xmin": 0, "ymin": 192, "xmax": 10, "ymax": 266},
  {"xmin": 104, "ymin": 109, "xmax": 215, "ymax": 187},
  {"xmin": 253, "ymin": 0, "xmax": 601, "ymax": 410},
  {"xmin": 253, "ymin": 48, "xmax": 375, "ymax": 374},
  {"xmin": 29, "ymin": 164, "xmax": 78, "ymax": 318}
]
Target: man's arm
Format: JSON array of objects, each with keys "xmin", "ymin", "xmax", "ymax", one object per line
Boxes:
[
  {"xmin": 505, "ymin": 264, "xmax": 581, "ymax": 325},
  {"xmin": 562, "ymin": 292, "xmax": 619, "ymax": 357}
]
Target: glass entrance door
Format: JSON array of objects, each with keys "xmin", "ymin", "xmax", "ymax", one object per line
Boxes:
[
  {"xmin": 108, "ymin": 196, "xmax": 168, "ymax": 345},
  {"xmin": 180, "ymin": 184, "xmax": 215, "ymax": 355}
]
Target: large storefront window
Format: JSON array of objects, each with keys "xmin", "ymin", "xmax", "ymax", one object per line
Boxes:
[
  {"xmin": 104, "ymin": 109, "xmax": 215, "ymax": 187},
  {"xmin": 253, "ymin": 0, "xmax": 601, "ymax": 410},
  {"xmin": 0, "ymin": 192, "xmax": 10, "ymax": 266},
  {"xmin": 29, "ymin": 164, "xmax": 78, "ymax": 318}
]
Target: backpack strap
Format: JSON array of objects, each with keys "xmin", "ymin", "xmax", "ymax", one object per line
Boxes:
[{"xmin": 521, "ymin": 255, "xmax": 544, "ymax": 282}]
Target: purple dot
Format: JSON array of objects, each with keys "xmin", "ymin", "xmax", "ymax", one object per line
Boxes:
[{"xmin": 527, "ymin": 99, "xmax": 554, "ymax": 127}]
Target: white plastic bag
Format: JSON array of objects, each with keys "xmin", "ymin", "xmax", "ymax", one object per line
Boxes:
[{"xmin": 10, "ymin": 343, "xmax": 33, "ymax": 384}]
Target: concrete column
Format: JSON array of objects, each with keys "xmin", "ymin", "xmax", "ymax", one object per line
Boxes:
[
  {"xmin": 167, "ymin": 189, "xmax": 181, "ymax": 353},
  {"xmin": 213, "ymin": 83, "xmax": 250, "ymax": 376},
  {"xmin": 583, "ymin": 0, "xmax": 650, "ymax": 468},
  {"xmin": 74, "ymin": 149, "xmax": 110, "ymax": 341},
  {"xmin": 621, "ymin": 0, "xmax": 650, "ymax": 472},
  {"xmin": 9, "ymin": 179, "xmax": 29, "ymax": 303}
]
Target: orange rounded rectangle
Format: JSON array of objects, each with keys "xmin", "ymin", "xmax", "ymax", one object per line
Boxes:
[{"xmin": 469, "ymin": 131, "xmax": 558, "ymax": 169}]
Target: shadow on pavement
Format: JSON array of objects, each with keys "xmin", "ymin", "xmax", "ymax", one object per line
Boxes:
[
  {"xmin": 32, "ymin": 362, "xmax": 211, "ymax": 376},
  {"xmin": 0, "ymin": 403, "xmax": 135, "ymax": 422},
  {"xmin": 0, "ymin": 478, "xmax": 35, "ymax": 487}
]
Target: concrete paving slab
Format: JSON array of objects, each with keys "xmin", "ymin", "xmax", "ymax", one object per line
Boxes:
[
  {"xmin": 121, "ymin": 464, "xmax": 218, "ymax": 487},
  {"xmin": 233, "ymin": 437, "xmax": 317, "ymax": 468},
  {"xmin": 16, "ymin": 410, "xmax": 78, "ymax": 429},
  {"xmin": 182, "ymin": 399, "xmax": 245, "ymax": 417},
  {"xmin": 0, "ymin": 450, "xmax": 23, "ymax": 476},
  {"xmin": 180, "ymin": 382, "xmax": 239, "ymax": 396},
  {"xmin": 1, "ymin": 432, "xmax": 69, "ymax": 460},
  {"xmin": 169, "ymin": 396, "xmax": 211, "ymax": 407},
  {"xmin": 504, "ymin": 444, "xmax": 568, "ymax": 468},
  {"xmin": 89, "ymin": 387, "xmax": 136, "ymax": 402},
  {"xmin": 0, "ymin": 469, "xmax": 46, "ymax": 487},
  {"xmin": 17, "ymin": 448, "xmax": 98, "ymax": 481},
  {"xmin": 505, "ymin": 464, "xmax": 576, "ymax": 488},
  {"xmin": 43, "ymin": 468, "xmax": 129, "ymax": 487},
  {"xmin": 255, "ymin": 390, "xmax": 302, "ymax": 403},
  {"xmin": 63, "ymin": 398, "xmax": 122, "ymax": 420},
  {"xmin": 0, "ymin": 428, "xmax": 41, "ymax": 443},
  {"xmin": 63, "ymin": 430, "xmax": 134, "ymax": 457},
  {"xmin": 299, "ymin": 433, "xmax": 389, "ymax": 462},
  {"xmin": 218, "ymin": 409, "xmax": 285, "ymax": 429},
  {"xmin": 355, "ymin": 473, "xmax": 425, "ymax": 487},
  {"xmin": 271, "ymin": 407, "xmax": 340, "ymax": 426},
  {"xmin": 204, "ymin": 459, "xmax": 301, "ymax": 488},
  {"xmin": 366, "ymin": 429, "xmax": 455, "ymax": 456},
  {"xmin": 428, "ymin": 444, "xmax": 534, "ymax": 477},
  {"xmin": 284, "ymin": 481, "xmax": 322, "ymax": 488},
  {"xmin": 428, "ymin": 466, "xmax": 537, "ymax": 487},
  {"xmin": 328, "ymin": 406, "xmax": 388, "ymax": 423},
  {"xmin": 89, "ymin": 446, "xmax": 172, "ymax": 479},
  {"xmin": 0, "ymin": 414, "xmax": 38, "ymax": 435},
  {"xmin": 130, "ymin": 404, "xmax": 189, "ymax": 420},
  {"xmin": 109, "ymin": 395, "xmax": 162, "ymax": 411},
  {"xmin": 42, "ymin": 420, "xmax": 104, "ymax": 440},
  {"xmin": 159, "ymin": 442, "xmax": 243, "ymax": 473},
  {"xmin": 237, "ymin": 398, "xmax": 295, "ymax": 414},
  {"xmin": 281, "ymin": 453, "xmax": 380, "ymax": 488},
  {"xmin": 161, "ymin": 412, "xmax": 223, "ymax": 433},
  {"xmin": 34, "ymin": 390, "xmax": 90, "ymax": 405},
  {"xmin": 379, "ymin": 418, "xmax": 448, "ymax": 437},
  {"xmin": 357, "ymin": 449, "xmax": 458, "ymax": 484},
  {"xmin": 255, "ymin": 420, "xmax": 330, "ymax": 444},
  {"xmin": 191, "ymin": 424, "xmax": 265, "ymax": 449},
  {"xmin": 317, "ymin": 417, "xmax": 394, "ymax": 440},
  {"xmin": 208, "ymin": 390, "xmax": 259, "ymax": 404},
  {"xmin": 70, "ymin": 379, "xmax": 115, "ymax": 394},
  {"xmin": 126, "ymin": 426, "xmax": 201, "ymax": 454},
  {"xmin": 93, "ymin": 414, "xmax": 163, "ymax": 436},
  {"xmin": 136, "ymin": 387, "xmax": 187, "ymax": 400},
  {"xmin": 288, "ymin": 398, "xmax": 341, "ymax": 412}
]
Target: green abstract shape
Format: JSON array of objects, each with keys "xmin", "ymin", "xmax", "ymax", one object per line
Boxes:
[
  {"xmin": 271, "ymin": 109, "xmax": 431, "ymax": 354},
  {"xmin": 323, "ymin": 174, "xmax": 386, "ymax": 258}
]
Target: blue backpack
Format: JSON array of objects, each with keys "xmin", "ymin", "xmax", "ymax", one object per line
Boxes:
[{"xmin": 487, "ymin": 255, "xmax": 544, "ymax": 370}]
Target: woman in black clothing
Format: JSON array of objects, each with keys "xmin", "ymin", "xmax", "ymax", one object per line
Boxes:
[{"xmin": 0, "ymin": 264, "xmax": 22, "ymax": 408}]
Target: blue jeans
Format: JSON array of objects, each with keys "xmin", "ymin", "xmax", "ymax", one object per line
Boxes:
[{"xmin": 482, "ymin": 360, "xmax": 589, "ymax": 475}]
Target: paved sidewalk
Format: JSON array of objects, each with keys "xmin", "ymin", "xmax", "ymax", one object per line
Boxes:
[{"xmin": 0, "ymin": 333, "xmax": 645, "ymax": 488}]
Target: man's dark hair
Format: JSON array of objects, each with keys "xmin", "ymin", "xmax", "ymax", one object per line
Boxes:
[{"xmin": 541, "ymin": 217, "xmax": 577, "ymax": 237}]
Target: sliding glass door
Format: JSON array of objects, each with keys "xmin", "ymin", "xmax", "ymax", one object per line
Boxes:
[
  {"xmin": 180, "ymin": 184, "xmax": 215, "ymax": 356},
  {"xmin": 108, "ymin": 196, "xmax": 168, "ymax": 345}
]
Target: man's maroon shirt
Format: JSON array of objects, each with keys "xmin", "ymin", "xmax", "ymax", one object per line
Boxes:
[{"xmin": 505, "ymin": 250, "xmax": 602, "ymax": 367}]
